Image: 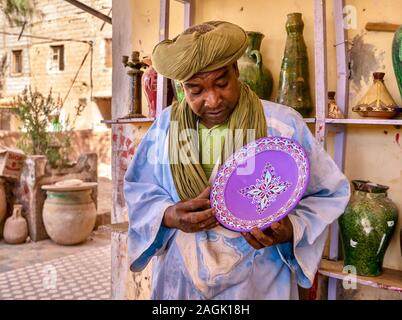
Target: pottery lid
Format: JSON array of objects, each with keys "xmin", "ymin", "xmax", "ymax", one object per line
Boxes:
[{"xmin": 42, "ymin": 179, "xmax": 97, "ymax": 191}]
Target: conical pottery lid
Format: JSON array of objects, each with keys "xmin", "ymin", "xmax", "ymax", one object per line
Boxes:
[
  {"xmin": 354, "ymin": 72, "xmax": 398, "ymax": 112},
  {"xmin": 42, "ymin": 179, "xmax": 97, "ymax": 192}
]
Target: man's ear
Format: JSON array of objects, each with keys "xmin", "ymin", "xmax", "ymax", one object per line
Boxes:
[{"xmin": 232, "ymin": 62, "xmax": 240, "ymax": 78}]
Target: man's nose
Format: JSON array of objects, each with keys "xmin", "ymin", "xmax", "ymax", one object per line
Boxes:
[{"xmin": 205, "ymin": 90, "xmax": 222, "ymax": 109}]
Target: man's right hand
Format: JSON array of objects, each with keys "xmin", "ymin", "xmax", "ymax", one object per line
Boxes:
[{"xmin": 162, "ymin": 186, "xmax": 218, "ymax": 233}]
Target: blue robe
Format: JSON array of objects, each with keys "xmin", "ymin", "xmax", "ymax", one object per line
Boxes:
[{"xmin": 124, "ymin": 100, "xmax": 351, "ymax": 300}]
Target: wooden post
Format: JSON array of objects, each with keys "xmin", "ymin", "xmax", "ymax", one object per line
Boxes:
[
  {"xmin": 156, "ymin": 0, "xmax": 170, "ymax": 117},
  {"xmin": 314, "ymin": 0, "xmax": 328, "ymax": 149}
]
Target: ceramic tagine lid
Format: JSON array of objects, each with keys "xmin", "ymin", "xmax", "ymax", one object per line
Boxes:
[
  {"xmin": 352, "ymin": 72, "xmax": 400, "ymax": 118},
  {"xmin": 211, "ymin": 137, "xmax": 310, "ymax": 232},
  {"xmin": 42, "ymin": 179, "xmax": 97, "ymax": 192}
]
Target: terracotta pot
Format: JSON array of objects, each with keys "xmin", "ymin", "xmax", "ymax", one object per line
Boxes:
[
  {"xmin": 3, "ymin": 204, "xmax": 28, "ymax": 244},
  {"xmin": 42, "ymin": 180, "xmax": 97, "ymax": 245},
  {"xmin": 327, "ymin": 91, "xmax": 344, "ymax": 119},
  {"xmin": 238, "ymin": 31, "xmax": 273, "ymax": 100},
  {"xmin": 143, "ymin": 62, "xmax": 174, "ymax": 117},
  {"xmin": 339, "ymin": 180, "xmax": 398, "ymax": 276},
  {"xmin": 0, "ymin": 178, "xmax": 6, "ymax": 226},
  {"xmin": 277, "ymin": 13, "xmax": 313, "ymax": 117}
]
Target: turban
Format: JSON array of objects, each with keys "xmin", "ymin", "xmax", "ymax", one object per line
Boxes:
[{"xmin": 152, "ymin": 21, "xmax": 248, "ymax": 82}]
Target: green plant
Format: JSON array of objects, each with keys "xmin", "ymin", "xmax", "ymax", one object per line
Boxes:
[{"xmin": 11, "ymin": 87, "xmax": 85, "ymax": 168}]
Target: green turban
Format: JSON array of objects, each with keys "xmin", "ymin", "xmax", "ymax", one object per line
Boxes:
[{"xmin": 152, "ymin": 21, "xmax": 248, "ymax": 82}]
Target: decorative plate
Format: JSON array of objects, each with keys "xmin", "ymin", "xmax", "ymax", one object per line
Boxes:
[{"xmin": 211, "ymin": 137, "xmax": 309, "ymax": 232}]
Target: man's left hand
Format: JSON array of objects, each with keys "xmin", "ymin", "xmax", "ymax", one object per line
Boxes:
[{"xmin": 241, "ymin": 216, "xmax": 293, "ymax": 250}]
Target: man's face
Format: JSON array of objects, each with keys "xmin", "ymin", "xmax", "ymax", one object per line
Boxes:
[{"xmin": 182, "ymin": 64, "xmax": 241, "ymax": 128}]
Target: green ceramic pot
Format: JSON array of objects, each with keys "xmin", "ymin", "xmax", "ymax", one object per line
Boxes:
[
  {"xmin": 339, "ymin": 180, "xmax": 398, "ymax": 276},
  {"xmin": 392, "ymin": 25, "xmax": 402, "ymax": 100},
  {"xmin": 238, "ymin": 31, "xmax": 273, "ymax": 100},
  {"xmin": 276, "ymin": 13, "xmax": 313, "ymax": 117}
]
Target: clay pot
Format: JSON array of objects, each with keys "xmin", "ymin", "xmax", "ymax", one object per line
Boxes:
[
  {"xmin": 142, "ymin": 59, "xmax": 174, "ymax": 117},
  {"xmin": 42, "ymin": 179, "xmax": 97, "ymax": 245},
  {"xmin": 3, "ymin": 204, "xmax": 28, "ymax": 244},
  {"xmin": 327, "ymin": 91, "xmax": 344, "ymax": 119},
  {"xmin": 339, "ymin": 180, "xmax": 398, "ymax": 276},
  {"xmin": 352, "ymin": 72, "xmax": 399, "ymax": 119},
  {"xmin": 0, "ymin": 178, "xmax": 6, "ymax": 226},
  {"xmin": 238, "ymin": 31, "xmax": 273, "ymax": 100}
]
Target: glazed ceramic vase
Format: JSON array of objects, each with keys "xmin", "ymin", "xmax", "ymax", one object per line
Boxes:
[
  {"xmin": 327, "ymin": 91, "xmax": 344, "ymax": 119},
  {"xmin": 238, "ymin": 31, "xmax": 273, "ymax": 100},
  {"xmin": 42, "ymin": 179, "xmax": 97, "ymax": 245},
  {"xmin": 173, "ymin": 80, "xmax": 185, "ymax": 103},
  {"xmin": 339, "ymin": 180, "xmax": 398, "ymax": 276},
  {"xmin": 143, "ymin": 59, "xmax": 174, "ymax": 118},
  {"xmin": 277, "ymin": 13, "xmax": 313, "ymax": 117},
  {"xmin": 3, "ymin": 204, "xmax": 28, "ymax": 244},
  {"xmin": 392, "ymin": 25, "xmax": 402, "ymax": 100},
  {"xmin": 352, "ymin": 72, "xmax": 399, "ymax": 118},
  {"xmin": 0, "ymin": 178, "xmax": 6, "ymax": 226}
]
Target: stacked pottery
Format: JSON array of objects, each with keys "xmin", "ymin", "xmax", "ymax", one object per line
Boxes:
[
  {"xmin": 352, "ymin": 72, "xmax": 399, "ymax": 119},
  {"xmin": 277, "ymin": 13, "xmax": 313, "ymax": 117},
  {"xmin": 339, "ymin": 180, "xmax": 398, "ymax": 276},
  {"xmin": 42, "ymin": 179, "xmax": 97, "ymax": 245},
  {"xmin": 238, "ymin": 31, "xmax": 273, "ymax": 100},
  {"xmin": 3, "ymin": 204, "xmax": 28, "ymax": 244}
]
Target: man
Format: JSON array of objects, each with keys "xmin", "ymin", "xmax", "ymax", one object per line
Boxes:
[{"xmin": 124, "ymin": 21, "xmax": 350, "ymax": 299}]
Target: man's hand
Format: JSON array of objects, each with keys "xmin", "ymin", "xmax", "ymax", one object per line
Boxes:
[
  {"xmin": 162, "ymin": 186, "xmax": 218, "ymax": 233},
  {"xmin": 241, "ymin": 216, "xmax": 293, "ymax": 250}
]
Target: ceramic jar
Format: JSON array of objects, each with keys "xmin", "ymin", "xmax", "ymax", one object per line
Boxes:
[
  {"xmin": 143, "ymin": 59, "xmax": 174, "ymax": 117},
  {"xmin": 392, "ymin": 25, "xmax": 402, "ymax": 100},
  {"xmin": 352, "ymin": 72, "xmax": 399, "ymax": 118},
  {"xmin": 328, "ymin": 91, "xmax": 344, "ymax": 119},
  {"xmin": 3, "ymin": 204, "xmax": 28, "ymax": 244},
  {"xmin": 339, "ymin": 180, "xmax": 398, "ymax": 276},
  {"xmin": 277, "ymin": 13, "xmax": 313, "ymax": 117},
  {"xmin": 0, "ymin": 178, "xmax": 6, "ymax": 226},
  {"xmin": 42, "ymin": 179, "xmax": 97, "ymax": 245},
  {"xmin": 238, "ymin": 31, "xmax": 273, "ymax": 100}
]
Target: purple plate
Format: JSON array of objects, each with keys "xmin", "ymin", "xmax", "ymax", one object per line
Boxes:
[{"xmin": 211, "ymin": 137, "xmax": 310, "ymax": 232}]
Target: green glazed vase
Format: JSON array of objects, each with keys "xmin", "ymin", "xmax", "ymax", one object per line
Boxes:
[
  {"xmin": 238, "ymin": 31, "xmax": 273, "ymax": 100},
  {"xmin": 277, "ymin": 13, "xmax": 313, "ymax": 117},
  {"xmin": 392, "ymin": 25, "xmax": 402, "ymax": 100},
  {"xmin": 339, "ymin": 180, "xmax": 398, "ymax": 276}
]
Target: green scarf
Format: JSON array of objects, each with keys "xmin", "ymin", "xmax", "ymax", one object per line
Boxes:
[{"xmin": 169, "ymin": 83, "xmax": 267, "ymax": 200}]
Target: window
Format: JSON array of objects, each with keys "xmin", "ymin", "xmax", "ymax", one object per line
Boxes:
[
  {"xmin": 50, "ymin": 45, "xmax": 64, "ymax": 71},
  {"xmin": 105, "ymin": 38, "xmax": 112, "ymax": 68},
  {"xmin": 11, "ymin": 50, "xmax": 23, "ymax": 74}
]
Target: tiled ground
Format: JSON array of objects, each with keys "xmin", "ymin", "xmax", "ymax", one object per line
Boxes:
[{"xmin": 0, "ymin": 239, "xmax": 111, "ymax": 300}]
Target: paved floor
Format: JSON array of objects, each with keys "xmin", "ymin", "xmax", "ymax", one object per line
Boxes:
[{"xmin": 0, "ymin": 230, "xmax": 111, "ymax": 300}]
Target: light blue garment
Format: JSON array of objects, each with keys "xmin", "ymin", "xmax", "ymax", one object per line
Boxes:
[{"xmin": 124, "ymin": 100, "xmax": 351, "ymax": 300}]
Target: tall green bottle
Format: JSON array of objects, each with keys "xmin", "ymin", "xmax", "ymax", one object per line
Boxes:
[{"xmin": 277, "ymin": 13, "xmax": 313, "ymax": 117}]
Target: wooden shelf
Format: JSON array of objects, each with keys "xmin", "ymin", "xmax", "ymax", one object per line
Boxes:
[
  {"xmin": 318, "ymin": 259, "xmax": 402, "ymax": 293},
  {"xmin": 325, "ymin": 118, "xmax": 402, "ymax": 126},
  {"xmin": 304, "ymin": 118, "xmax": 316, "ymax": 123},
  {"xmin": 101, "ymin": 117, "xmax": 155, "ymax": 124}
]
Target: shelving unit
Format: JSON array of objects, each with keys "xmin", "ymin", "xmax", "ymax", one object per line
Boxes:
[
  {"xmin": 319, "ymin": 259, "xmax": 402, "ymax": 293},
  {"xmin": 313, "ymin": 0, "xmax": 401, "ymax": 300},
  {"xmin": 101, "ymin": 117, "xmax": 155, "ymax": 124},
  {"xmin": 109, "ymin": 0, "xmax": 401, "ymax": 300}
]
